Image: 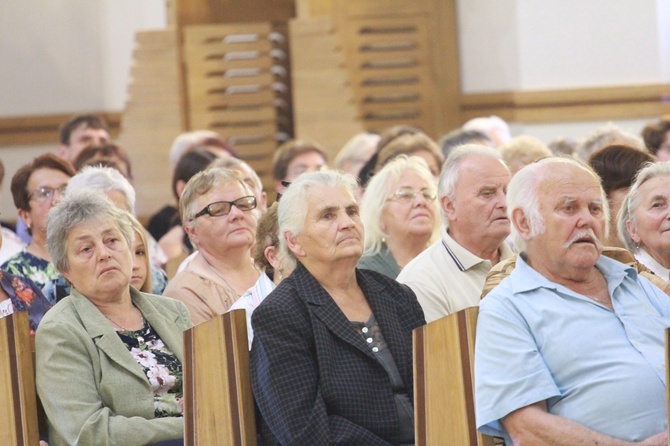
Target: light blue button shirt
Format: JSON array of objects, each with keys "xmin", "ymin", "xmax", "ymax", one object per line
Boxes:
[{"xmin": 475, "ymin": 254, "xmax": 670, "ymax": 444}]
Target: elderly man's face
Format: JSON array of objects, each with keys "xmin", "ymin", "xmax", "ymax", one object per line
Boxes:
[
  {"xmin": 62, "ymin": 221, "xmax": 133, "ymax": 302},
  {"xmin": 443, "ymin": 155, "xmax": 511, "ymax": 247},
  {"xmin": 287, "ymin": 185, "xmax": 364, "ymax": 267},
  {"xmin": 527, "ymin": 164, "xmax": 606, "ymax": 274}
]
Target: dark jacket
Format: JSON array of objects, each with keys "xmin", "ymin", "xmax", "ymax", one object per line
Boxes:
[{"xmin": 251, "ymin": 262, "xmax": 425, "ymax": 445}]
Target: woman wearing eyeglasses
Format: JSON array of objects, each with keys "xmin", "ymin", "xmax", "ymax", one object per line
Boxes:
[
  {"xmin": 163, "ymin": 167, "xmax": 260, "ymax": 325},
  {"xmin": 358, "ymin": 155, "xmax": 440, "ymax": 279},
  {"xmin": 2, "ymin": 154, "xmax": 75, "ymax": 302}
]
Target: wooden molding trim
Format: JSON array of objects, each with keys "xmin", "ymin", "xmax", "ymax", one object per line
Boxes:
[
  {"xmin": 0, "ymin": 112, "xmax": 121, "ymax": 147},
  {"xmin": 461, "ymin": 83, "xmax": 670, "ymax": 124}
]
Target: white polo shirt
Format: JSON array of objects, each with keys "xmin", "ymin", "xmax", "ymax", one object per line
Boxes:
[{"xmin": 397, "ymin": 228, "xmax": 514, "ymax": 323}]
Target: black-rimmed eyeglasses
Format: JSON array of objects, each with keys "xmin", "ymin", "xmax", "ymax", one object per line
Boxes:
[{"xmin": 193, "ymin": 196, "xmax": 257, "ymax": 220}]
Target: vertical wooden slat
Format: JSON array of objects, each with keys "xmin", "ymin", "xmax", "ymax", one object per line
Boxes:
[
  {"xmin": 183, "ymin": 309, "xmax": 257, "ymax": 446},
  {"xmin": 0, "ymin": 311, "xmax": 39, "ymax": 445}
]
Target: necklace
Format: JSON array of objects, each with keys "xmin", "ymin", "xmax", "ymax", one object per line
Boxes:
[
  {"xmin": 104, "ymin": 311, "xmax": 144, "ymax": 332},
  {"xmin": 202, "ymin": 255, "xmax": 243, "ymax": 297}
]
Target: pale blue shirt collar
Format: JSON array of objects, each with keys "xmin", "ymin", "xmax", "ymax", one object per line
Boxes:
[{"xmin": 510, "ymin": 252, "xmax": 637, "ymax": 296}]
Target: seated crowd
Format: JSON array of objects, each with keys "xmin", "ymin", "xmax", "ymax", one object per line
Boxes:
[{"xmin": 1, "ymin": 113, "xmax": 670, "ymax": 445}]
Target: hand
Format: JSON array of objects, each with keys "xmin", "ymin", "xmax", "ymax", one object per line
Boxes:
[{"xmin": 638, "ymin": 432, "xmax": 668, "ymax": 445}]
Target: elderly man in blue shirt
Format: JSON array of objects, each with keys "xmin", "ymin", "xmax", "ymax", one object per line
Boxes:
[{"xmin": 475, "ymin": 156, "xmax": 669, "ymax": 445}]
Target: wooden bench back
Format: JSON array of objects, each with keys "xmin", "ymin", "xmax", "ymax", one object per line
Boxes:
[
  {"xmin": 0, "ymin": 311, "xmax": 40, "ymax": 445},
  {"xmin": 413, "ymin": 306, "xmax": 495, "ymax": 446},
  {"xmin": 183, "ymin": 309, "xmax": 257, "ymax": 445}
]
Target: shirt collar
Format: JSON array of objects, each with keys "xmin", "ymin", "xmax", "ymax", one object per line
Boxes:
[
  {"xmin": 510, "ymin": 253, "xmax": 638, "ymax": 295},
  {"xmin": 441, "ymin": 228, "xmax": 514, "ymax": 272},
  {"xmin": 634, "ymin": 248, "xmax": 670, "ymax": 281}
]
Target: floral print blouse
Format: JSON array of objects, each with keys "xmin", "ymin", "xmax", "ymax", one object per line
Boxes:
[
  {"xmin": 0, "ymin": 269, "xmax": 52, "ymax": 332},
  {"xmin": 1, "ymin": 250, "xmax": 61, "ymax": 305},
  {"xmin": 116, "ymin": 321, "xmax": 184, "ymax": 418}
]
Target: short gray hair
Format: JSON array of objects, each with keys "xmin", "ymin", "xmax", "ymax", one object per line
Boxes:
[
  {"xmin": 361, "ymin": 155, "xmax": 439, "ymax": 256},
  {"xmin": 617, "ymin": 161, "xmax": 670, "ymax": 251},
  {"xmin": 67, "ymin": 165, "xmax": 136, "ymax": 214},
  {"xmin": 508, "ymin": 156, "xmax": 608, "ymax": 252},
  {"xmin": 278, "ymin": 170, "xmax": 359, "ymax": 261},
  {"xmin": 180, "ymin": 167, "xmax": 253, "ymax": 226},
  {"xmin": 437, "ymin": 144, "xmax": 505, "ymax": 226},
  {"xmin": 46, "ymin": 189, "xmax": 135, "ymax": 273}
]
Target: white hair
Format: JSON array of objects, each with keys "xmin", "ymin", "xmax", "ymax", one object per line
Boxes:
[
  {"xmin": 169, "ymin": 130, "xmax": 221, "ymax": 168},
  {"xmin": 462, "ymin": 115, "xmax": 511, "ymax": 144},
  {"xmin": 617, "ymin": 161, "xmax": 670, "ymax": 251},
  {"xmin": 334, "ymin": 133, "xmax": 380, "ymax": 172},
  {"xmin": 508, "ymin": 157, "xmax": 608, "ymax": 252},
  {"xmin": 67, "ymin": 165, "xmax": 136, "ymax": 215}
]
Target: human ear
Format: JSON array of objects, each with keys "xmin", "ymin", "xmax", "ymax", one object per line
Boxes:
[
  {"xmin": 284, "ymin": 231, "xmax": 305, "ymax": 258},
  {"xmin": 625, "ymin": 219, "xmax": 641, "ymax": 244},
  {"xmin": 511, "ymin": 208, "xmax": 532, "ymax": 241}
]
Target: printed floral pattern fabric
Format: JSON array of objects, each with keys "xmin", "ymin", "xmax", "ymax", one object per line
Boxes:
[
  {"xmin": 0, "ymin": 269, "xmax": 52, "ymax": 332},
  {"xmin": 116, "ymin": 322, "xmax": 184, "ymax": 418},
  {"xmin": 1, "ymin": 250, "xmax": 61, "ymax": 305}
]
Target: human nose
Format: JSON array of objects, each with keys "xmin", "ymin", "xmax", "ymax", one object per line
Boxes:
[{"xmin": 97, "ymin": 243, "xmax": 112, "ymax": 261}]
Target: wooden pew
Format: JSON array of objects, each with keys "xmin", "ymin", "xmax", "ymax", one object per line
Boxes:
[
  {"xmin": 413, "ymin": 306, "xmax": 495, "ymax": 446},
  {"xmin": 0, "ymin": 311, "xmax": 40, "ymax": 445},
  {"xmin": 183, "ymin": 309, "xmax": 257, "ymax": 446}
]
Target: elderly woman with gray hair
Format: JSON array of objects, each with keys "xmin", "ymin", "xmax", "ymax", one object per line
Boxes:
[
  {"xmin": 36, "ymin": 190, "xmax": 191, "ymax": 446},
  {"xmin": 358, "ymin": 155, "xmax": 440, "ymax": 279},
  {"xmin": 618, "ymin": 161, "xmax": 670, "ymax": 282},
  {"xmin": 251, "ymin": 170, "xmax": 425, "ymax": 445},
  {"xmin": 62, "ymin": 165, "xmax": 168, "ymax": 295}
]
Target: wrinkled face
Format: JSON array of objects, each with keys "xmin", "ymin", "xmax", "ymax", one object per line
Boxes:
[
  {"xmin": 381, "ymin": 171, "xmax": 437, "ymax": 241},
  {"xmin": 528, "ymin": 165, "xmax": 606, "ymax": 273},
  {"xmin": 20, "ymin": 168, "xmax": 71, "ymax": 240},
  {"xmin": 130, "ymin": 230, "xmax": 148, "ymax": 290},
  {"xmin": 288, "ymin": 185, "xmax": 364, "ymax": 267},
  {"xmin": 627, "ymin": 175, "xmax": 670, "ymax": 265},
  {"xmin": 65, "ymin": 124, "xmax": 110, "ymax": 162},
  {"xmin": 63, "ymin": 221, "xmax": 133, "ymax": 301},
  {"xmin": 444, "ymin": 155, "xmax": 511, "ymax": 244},
  {"xmin": 187, "ymin": 180, "xmax": 258, "ymax": 253}
]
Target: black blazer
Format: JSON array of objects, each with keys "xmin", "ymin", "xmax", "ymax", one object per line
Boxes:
[{"xmin": 250, "ymin": 262, "xmax": 425, "ymax": 445}]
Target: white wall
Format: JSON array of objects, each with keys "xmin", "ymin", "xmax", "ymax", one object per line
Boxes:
[
  {"xmin": 0, "ymin": 1, "xmax": 166, "ymax": 219},
  {"xmin": 0, "ymin": 0, "xmax": 166, "ymax": 117},
  {"xmin": 456, "ymin": 0, "xmax": 670, "ymax": 145}
]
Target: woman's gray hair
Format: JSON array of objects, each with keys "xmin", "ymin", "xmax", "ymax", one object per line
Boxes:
[
  {"xmin": 361, "ymin": 155, "xmax": 439, "ymax": 256},
  {"xmin": 508, "ymin": 156, "xmax": 608, "ymax": 252},
  {"xmin": 617, "ymin": 161, "xmax": 670, "ymax": 251},
  {"xmin": 67, "ymin": 165, "xmax": 136, "ymax": 214},
  {"xmin": 278, "ymin": 170, "xmax": 359, "ymax": 261},
  {"xmin": 46, "ymin": 189, "xmax": 135, "ymax": 273},
  {"xmin": 180, "ymin": 167, "xmax": 253, "ymax": 227},
  {"xmin": 437, "ymin": 144, "xmax": 505, "ymax": 226}
]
